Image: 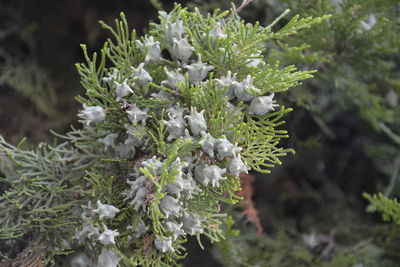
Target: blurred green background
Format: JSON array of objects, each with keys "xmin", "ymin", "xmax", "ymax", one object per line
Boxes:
[{"xmin": 1, "ymin": 0, "xmax": 399, "ymax": 266}]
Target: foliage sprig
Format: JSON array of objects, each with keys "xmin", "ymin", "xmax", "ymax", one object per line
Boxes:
[{"xmin": 0, "ymin": 4, "xmax": 324, "ymax": 266}]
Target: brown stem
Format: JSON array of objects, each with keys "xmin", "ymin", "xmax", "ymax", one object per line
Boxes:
[
  {"xmin": 238, "ymin": 173, "xmax": 264, "ymax": 235},
  {"xmin": 235, "ymin": 0, "xmax": 254, "ymax": 13}
]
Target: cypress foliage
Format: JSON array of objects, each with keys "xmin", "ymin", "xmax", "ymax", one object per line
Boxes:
[{"xmin": 0, "ymin": 4, "xmax": 325, "ymax": 266}]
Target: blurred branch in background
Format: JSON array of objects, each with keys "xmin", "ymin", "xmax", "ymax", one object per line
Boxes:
[{"xmin": 0, "ymin": 0, "xmax": 399, "ymax": 266}]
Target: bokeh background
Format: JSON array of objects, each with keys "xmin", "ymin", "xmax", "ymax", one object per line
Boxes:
[{"xmin": 1, "ymin": 0, "xmax": 399, "ymax": 266}]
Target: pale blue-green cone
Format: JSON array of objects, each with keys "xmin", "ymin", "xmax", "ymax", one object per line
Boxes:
[
  {"xmin": 98, "ymin": 227, "xmax": 120, "ymax": 245},
  {"xmin": 131, "ymin": 63, "xmax": 153, "ymax": 86},
  {"xmin": 186, "ymin": 54, "xmax": 214, "ymax": 85},
  {"xmin": 165, "ymin": 221, "xmax": 185, "ymax": 240},
  {"xmin": 163, "ymin": 113, "xmax": 186, "ymax": 141},
  {"xmin": 228, "ymin": 155, "xmax": 249, "ymax": 176},
  {"xmin": 216, "ymin": 136, "xmax": 242, "ymax": 159},
  {"xmin": 185, "ymin": 107, "xmax": 207, "ymax": 136},
  {"xmin": 102, "ymin": 68, "xmax": 119, "ymax": 84},
  {"xmin": 79, "ymin": 104, "xmax": 106, "ymax": 126},
  {"xmin": 171, "ymin": 37, "xmax": 194, "ymax": 62},
  {"xmin": 202, "ymin": 164, "xmax": 226, "ymax": 187},
  {"xmin": 142, "ymin": 156, "xmax": 163, "ymax": 176},
  {"xmin": 180, "ymin": 212, "xmax": 204, "ymax": 235},
  {"xmin": 234, "ymin": 75, "xmax": 261, "ymax": 101},
  {"xmin": 155, "ymin": 237, "xmax": 175, "ymax": 253},
  {"xmin": 136, "ymin": 35, "xmax": 162, "ymax": 63},
  {"xmin": 126, "ymin": 106, "xmax": 149, "ymax": 125},
  {"xmin": 216, "ymin": 71, "xmax": 237, "ymax": 100},
  {"xmin": 161, "ymin": 67, "xmax": 185, "ymax": 89},
  {"xmin": 92, "ymin": 200, "xmax": 120, "ymax": 219},
  {"xmin": 97, "ymin": 248, "xmax": 120, "ymax": 267},
  {"xmin": 114, "ymin": 79, "xmax": 133, "ymax": 100},
  {"xmin": 198, "ymin": 131, "xmax": 217, "ymax": 157},
  {"xmin": 99, "ymin": 133, "xmax": 119, "ymax": 150},
  {"xmin": 248, "ymin": 93, "xmax": 278, "ymax": 116},
  {"xmin": 165, "ymin": 19, "xmax": 185, "ymax": 45},
  {"xmin": 160, "ymin": 195, "xmax": 182, "ymax": 218}
]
